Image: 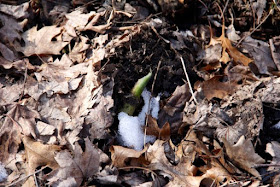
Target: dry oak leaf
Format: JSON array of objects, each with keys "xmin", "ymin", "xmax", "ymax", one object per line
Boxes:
[
  {"xmin": 23, "ymin": 136, "xmax": 61, "ymax": 173},
  {"xmin": 0, "ymin": 104, "xmax": 40, "ymax": 164},
  {"xmin": 48, "ymin": 138, "xmax": 100, "ymax": 186},
  {"xmin": 110, "ymin": 145, "xmax": 149, "ymax": 168},
  {"xmin": 208, "ymin": 22, "xmax": 253, "ymax": 66},
  {"xmin": 147, "ymin": 140, "xmax": 204, "ymax": 186},
  {"xmin": 223, "ymin": 136, "xmax": 265, "ymax": 179},
  {"xmin": 146, "ymin": 115, "xmax": 170, "ymax": 141},
  {"xmin": 22, "ymin": 136, "xmax": 61, "ymax": 187},
  {"xmin": 19, "ymin": 25, "xmax": 68, "ymax": 56},
  {"xmin": 199, "ymin": 76, "xmax": 238, "ymax": 100}
]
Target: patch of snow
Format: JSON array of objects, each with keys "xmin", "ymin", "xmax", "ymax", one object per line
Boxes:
[
  {"xmin": 0, "ymin": 162, "xmax": 7, "ymax": 182},
  {"xmin": 118, "ymin": 89, "xmax": 160, "ymax": 150},
  {"xmin": 272, "ymin": 121, "xmax": 280, "ymax": 129}
]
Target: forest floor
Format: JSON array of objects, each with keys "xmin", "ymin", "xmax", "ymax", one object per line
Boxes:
[{"xmin": 1, "ymin": 0, "xmax": 280, "ymax": 186}]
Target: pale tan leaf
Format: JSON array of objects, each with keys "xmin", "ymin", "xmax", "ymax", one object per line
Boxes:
[
  {"xmin": 223, "ymin": 136, "xmax": 265, "ymax": 179},
  {"xmin": 0, "ymin": 104, "xmax": 40, "ymax": 165},
  {"xmin": 266, "ymin": 141, "xmax": 280, "ymax": 171},
  {"xmin": 23, "ymin": 136, "xmax": 60, "ymax": 173},
  {"xmin": 49, "ymin": 138, "xmax": 100, "ymax": 186},
  {"xmin": 20, "ymin": 25, "xmax": 68, "ymax": 56},
  {"xmin": 110, "ymin": 145, "xmax": 148, "ymax": 168}
]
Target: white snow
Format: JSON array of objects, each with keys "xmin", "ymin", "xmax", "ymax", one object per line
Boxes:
[
  {"xmin": 0, "ymin": 162, "xmax": 7, "ymax": 182},
  {"xmin": 272, "ymin": 121, "xmax": 280, "ymax": 129},
  {"xmin": 118, "ymin": 89, "xmax": 160, "ymax": 150}
]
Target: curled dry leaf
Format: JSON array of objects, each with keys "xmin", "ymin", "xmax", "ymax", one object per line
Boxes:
[
  {"xmin": 158, "ymin": 83, "xmax": 191, "ymax": 134},
  {"xmin": 146, "ymin": 115, "xmax": 170, "ymax": 141},
  {"xmin": 146, "ymin": 139, "xmax": 206, "ymax": 186},
  {"xmin": 110, "ymin": 145, "xmax": 148, "ymax": 168},
  {"xmin": 48, "ymin": 138, "xmax": 100, "ymax": 186},
  {"xmin": 208, "ymin": 21, "xmax": 253, "ymax": 66},
  {"xmin": 223, "ymin": 136, "xmax": 265, "ymax": 179},
  {"xmin": 266, "ymin": 141, "xmax": 280, "ymax": 171}
]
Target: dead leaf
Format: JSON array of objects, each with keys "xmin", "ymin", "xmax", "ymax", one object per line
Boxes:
[
  {"xmin": 266, "ymin": 141, "xmax": 280, "ymax": 171},
  {"xmin": 48, "ymin": 138, "xmax": 100, "ymax": 186},
  {"xmin": 0, "ymin": 81, "xmax": 23, "ymax": 105},
  {"xmin": 23, "ymin": 136, "xmax": 60, "ymax": 173},
  {"xmin": 146, "ymin": 139, "xmax": 205, "ymax": 186},
  {"xmin": 208, "ymin": 21, "xmax": 253, "ymax": 66},
  {"xmin": 269, "ymin": 36, "xmax": 280, "ymax": 71},
  {"xmin": 199, "ymin": 76, "xmax": 237, "ymax": 100},
  {"xmin": 0, "ymin": 104, "xmax": 40, "ymax": 165},
  {"xmin": 242, "ymin": 36, "xmax": 277, "ymax": 74},
  {"xmin": 146, "ymin": 115, "xmax": 170, "ymax": 141},
  {"xmin": 19, "ymin": 25, "xmax": 68, "ymax": 56},
  {"xmin": 158, "ymin": 84, "xmax": 191, "ymax": 134},
  {"xmin": 69, "ymin": 36, "xmax": 90, "ymax": 63},
  {"xmin": 64, "ymin": 10, "xmax": 99, "ymax": 37},
  {"xmin": 223, "ymin": 136, "xmax": 265, "ymax": 179},
  {"xmin": 0, "ymin": 2, "xmax": 29, "ymax": 19},
  {"xmin": 110, "ymin": 145, "xmax": 148, "ymax": 168}
]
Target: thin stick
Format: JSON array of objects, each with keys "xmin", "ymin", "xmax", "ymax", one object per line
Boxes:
[
  {"xmin": 7, "ymin": 166, "xmax": 47, "ymax": 187},
  {"xmin": 34, "ymin": 173, "xmax": 39, "ymax": 187},
  {"xmin": 118, "ymin": 166, "xmax": 157, "ymax": 176},
  {"xmin": 143, "ymin": 60, "xmax": 162, "ymax": 147},
  {"xmin": 180, "ymin": 57, "xmax": 198, "ymax": 104},
  {"xmin": 19, "ymin": 60, "xmax": 28, "ymax": 102}
]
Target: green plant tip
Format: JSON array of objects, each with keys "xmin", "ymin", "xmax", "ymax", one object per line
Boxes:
[{"xmin": 131, "ymin": 72, "xmax": 152, "ymax": 98}]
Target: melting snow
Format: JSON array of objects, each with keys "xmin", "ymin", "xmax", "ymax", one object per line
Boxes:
[{"xmin": 118, "ymin": 89, "xmax": 160, "ymax": 150}]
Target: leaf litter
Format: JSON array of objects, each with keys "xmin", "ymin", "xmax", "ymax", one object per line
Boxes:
[{"xmin": 1, "ymin": 0, "xmax": 280, "ymax": 186}]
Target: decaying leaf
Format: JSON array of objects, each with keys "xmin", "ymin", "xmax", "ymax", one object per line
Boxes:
[
  {"xmin": 23, "ymin": 136, "xmax": 60, "ymax": 172},
  {"xmin": 199, "ymin": 76, "xmax": 238, "ymax": 100},
  {"xmin": 69, "ymin": 36, "xmax": 90, "ymax": 63},
  {"xmin": 208, "ymin": 20, "xmax": 253, "ymax": 66},
  {"xmin": 110, "ymin": 145, "xmax": 148, "ymax": 168},
  {"xmin": 158, "ymin": 83, "xmax": 191, "ymax": 134},
  {"xmin": 266, "ymin": 141, "xmax": 280, "ymax": 171},
  {"xmin": 223, "ymin": 136, "xmax": 265, "ymax": 179},
  {"xmin": 22, "ymin": 136, "xmax": 60, "ymax": 186},
  {"xmin": 0, "ymin": 104, "xmax": 40, "ymax": 165},
  {"xmin": 242, "ymin": 36, "xmax": 277, "ymax": 74},
  {"xmin": 146, "ymin": 115, "xmax": 170, "ymax": 141},
  {"xmin": 19, "ymin": 25, "xmax": 68, "ymax": 56},
  {"xmin": 146, "ymin": 139, "xmax": 207, "ymax": 186},
  {"xmin": 48, "ymin": 138, "xmax": 100, "ymax": 186}
]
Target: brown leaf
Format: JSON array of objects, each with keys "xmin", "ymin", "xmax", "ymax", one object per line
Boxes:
[
  {"xmin": 266, "ymin": 141, "xmax": 280, "ymax": 171},
  {"xmin": 146, "ymin": 115, "xmax": 170, "ymax": 141},
  {"xmin": 146, "ymin": 140, "xmax": 203, "ymax": 186},
  {"xmin": 69, "ymin": 36, "xmax": 90, "ymax": 63},
  {"xmin": 200, "ymin": 76, "xmax": 237, "ymax": 100},
  {"xmin": 23, "ymin": 136, "xmax": 60, "ymax": 173},
  {"xmin": 208, "ymin": 21, "xmax": 253, "ymax": 66},
  {"xmin": 110, "ymin": 145, "xmax": 148, "ymax": 168},
  {"xmin": 48, "ymin": 138, "xmax": 100, "ymax": 186},
  {"xmin": 158, "ymin": 84, "xmax": 191, "ymax": 134},
  {"xmin": 0, "ymin": 104, "xmax": 40, "ymax": 164},
  {"xmin": 242, "ymin": 36, "xmax": 277, "ymax": 74},
  {"xmin": 223, "ymin": 136, "xmax": 265, "ymax": 179},
  {"xmin": 19, "ymin": 25, "xmax": 68, "ymax": 56}
]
